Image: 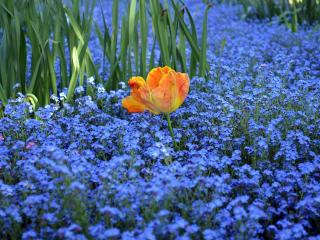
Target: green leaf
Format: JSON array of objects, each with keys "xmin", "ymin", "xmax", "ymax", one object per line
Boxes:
[
  {"xmin": 199, "ymin": 3, "xmax": 212, "ymax": 78},
  {"xmin": 67, "ymin": 47, "xmax": 80, "ymax": 101},
  {"xmin": 171, "ymin": 1, "xmax": 201, "ymax": 61},
  {"xmin": 0, "ymin": 2, "xmax": 13, "ymax": 17},
  {"xmin": 149, "ymin": 37, "xmax": 156, "ymax": 70},
  {"xmin": 19, "ymin": 29, "xmax": 26, "ymax": 94},
  {"xmin": 166, "ymin": 0, "xmax": 177, "ymax": 69},
  {"xmin": 139, "ymin": 0, "xmax": 147, "ymax": 77},
  {"xmin": 150, "ymin": 0, "xmax": 170, "ymax": 65},
  {"xmin": 120, "ymin": 14, "xmax": 129, "ymax": 82},
  {"xmin": 0, "ymin": 83, "xmax": 7, "ymax": 105},
  {"xmin": 129, "ymin": 0, "xmax": 138, "ymax": 73},
  {"xmin": 111, "ymin": 0, "xmax": 119, "ymax": 64},
  {"xmin": 64, "ymin": 7, "xmax": 84, "ymax": 44},
  {"xmin": 28, "ymin": 55, "xmax": 42, "ymax": 93}
]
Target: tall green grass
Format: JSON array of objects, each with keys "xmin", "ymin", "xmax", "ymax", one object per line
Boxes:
[
  {"xmin": 0, "ymin": 0, "xmax": 99, "ymax": 107},
  {"xmin": 239, "ymin": 0, "xmax": 320, "ymax": 32},
  {"xmin": 0, "ymin": 0, "xmax": 211, "ymax": 109},
  {"xmin": 96, "ymin": 0, "xmax": 212, "ymax": 91}
]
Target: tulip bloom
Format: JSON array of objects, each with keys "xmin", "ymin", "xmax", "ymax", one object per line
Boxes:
[
  {"xmin": 122, "ymin": 66, "xmax": 189, "ymax": 114},
  {"xmin": 122, "ymin": 66, "xmax": 190, "ymax": 149}
]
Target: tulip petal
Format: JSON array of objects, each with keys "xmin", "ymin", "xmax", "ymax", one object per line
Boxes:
[
  {"xmin": 152, "ymin": 71, "xmax": 189, "ymax": 113},
  {"xmin": 146, "ymin": 66, "xmax": 173, "ymax": 89},
  {"xmin": 175, "ymin": 72, "xmax": 190, "ymax": 106},
  {"xmin": 138, "ymin": 87, "xmax": 161, "ymax": 114},
  {"xmin": 122, "ymin": 66, "xmax": 189, "ymax": 114},
  {"xmin": 122, "ymin": 96, "xmax": 147, "ymax": 113},
  {"xmin": 151, "ymin": 72, "xmax": 176, "ymax": 113},
  {"xmin": 128, "ymin": 76, "xmax": 146, "ymax": 90}
]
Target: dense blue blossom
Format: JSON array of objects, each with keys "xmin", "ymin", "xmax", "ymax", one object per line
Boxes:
[{"xmin": 0, "ymin": 0, "xmax": 320, "ymax": 239}]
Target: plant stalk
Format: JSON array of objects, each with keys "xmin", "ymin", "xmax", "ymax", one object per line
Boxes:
[{"xmin": 165, "ymin": 113, "xmax": 177, "ymax": 149}]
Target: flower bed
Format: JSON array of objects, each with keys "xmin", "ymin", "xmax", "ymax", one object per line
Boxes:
[{"xmin": 0, "ymin": 2, "xmax": 320, "ymax": 239}]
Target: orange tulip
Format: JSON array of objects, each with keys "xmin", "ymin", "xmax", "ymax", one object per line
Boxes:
[{"xmin": 122, "ymin": 66, "xmax": 190, "ymax": 114}]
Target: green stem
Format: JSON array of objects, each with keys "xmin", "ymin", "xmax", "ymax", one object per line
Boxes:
[{"xmin": 165, "ymin": 113, "xmax": 177, "ymax": 149}]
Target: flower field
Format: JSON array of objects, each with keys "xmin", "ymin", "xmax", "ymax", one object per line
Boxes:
[{"xmin": 0, "ymin": 0, "xmax": 320, "ymax": 239}]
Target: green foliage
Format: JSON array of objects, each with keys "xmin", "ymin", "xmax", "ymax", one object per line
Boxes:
[
  {"xmin": 95, "ymin": 0, "xmax": 211, "ymax": 91},
  {"xmin": 199, "ymin": 3, "xmax": 213, "ymax": 78},
  {"xmin": 239, "ymin": 0, "xmax": 320, "ymax": 32},
  {"xmin": 0, "ymin": 0, "xmax": 100, "ymax": 107},
  {"xmin": 0, "ymin": 0, "xmax": 211, "ymax": 107}
]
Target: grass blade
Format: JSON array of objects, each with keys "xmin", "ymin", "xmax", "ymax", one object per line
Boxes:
[
  {"xmin": 139, "ymin": 0, "xmax": 147, "ymax": 77},
  {"xmin": 67, "ymin": 47, "xmax": 80, "ymax": 101},
  {"xmin": 129, "ymin": 0, "xmax": 138, "ymax": 73},
  {"xmin": 64, "ymin": 7, "xmax": 84, "ymax": 44},
  {"xmin": 165, "ymin": 0, "xmax": 177, "ymax": 69},
  {"xmin": 149, "ymin": 37, "xmax": 156, "ymax": 70},
  {"xmin": 19, "ymin": 29, "xmax": 26, "ymax": 94},
  {"xmin": 171, "ymin": 1, "xmax": 201, "ymax": 61},
  {"xmin": 120, "ymin": 14, "xmax": 129, "ymax": 83},
  {"xmin": 111, "ymin": 0, "xmax": 119, "ymax": 66},
  {"xmin": 199, "ymin": 3, "xmax": 212, "ymax": 78}
]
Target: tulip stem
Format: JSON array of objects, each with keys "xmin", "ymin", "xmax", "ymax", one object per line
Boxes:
[{"xmin": 165, "ymin": 113, "xmax": 177, "ymax": 149}]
